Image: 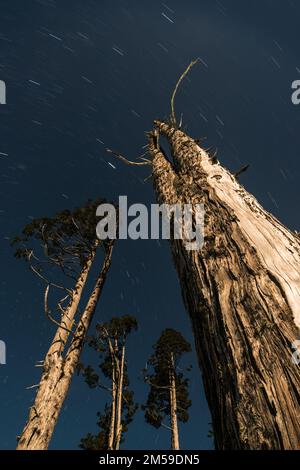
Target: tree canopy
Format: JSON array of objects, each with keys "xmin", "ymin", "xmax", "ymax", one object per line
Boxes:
[{"xmin": 143, "ymin": 328, "xmax": 192, "ymax": 430}]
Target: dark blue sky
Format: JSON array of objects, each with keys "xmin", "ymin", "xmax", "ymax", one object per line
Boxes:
[{"xmin": 0, "ymin": 0, "xmax": 299, "ymax": 450}]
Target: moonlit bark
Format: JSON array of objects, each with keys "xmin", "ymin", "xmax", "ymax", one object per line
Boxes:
[
  {"xmin": 17, "ymin": 244, "xmax": 114, "ymax": 450},
  {"xmin": 114, "ymin": 343, "xmax": 125, "ymax": 450},
  {"xmin": 107, "ymin": 340, "xmax": 117, "ymax": 450},
  {"xmin": 149, "ymin": 121, "xmax": 300, "ymax": 449},
  {"xmin": 169, "ymin": 353, "xmax": 180, "ymax": 450}
]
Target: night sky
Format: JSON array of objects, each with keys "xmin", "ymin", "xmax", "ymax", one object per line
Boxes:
[{"xmin": 0, "ymin": 0, "xmax": 300, "ymax": 450}]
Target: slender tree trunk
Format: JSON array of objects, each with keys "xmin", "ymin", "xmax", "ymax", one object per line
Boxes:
[
  {"xmin": 149, "ymin": 121, "xmax": 300, "ymax": 449},
  {"xmin": 17, "ymin": 244, "xmax": 114, "ymax": 450},
  {"xmin": 47, "ymin": 249, "xmax": 97, "ymax": 359},
  {"xmin": 169, "ymin": 353, "xmax": 179, "ymax": 450},
  {"xmin": 114, "ymin": 343, "xmax": 125, "ymax": 450},
  {"xmin": 16, "ymin": 252, "xmax": 95, "ymax": 450},
  {"xmin": 107, "ymin": 338, "xmax": 116, "ymax": 450}
]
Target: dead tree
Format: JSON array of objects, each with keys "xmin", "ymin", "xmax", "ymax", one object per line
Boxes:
[
  {"xmin": 107, "ymin": 61, "xmax": 300, "ymax": 449},
  {"xmin": 147, "ymin": 120, "xmax": 300, "ymax": 449}
]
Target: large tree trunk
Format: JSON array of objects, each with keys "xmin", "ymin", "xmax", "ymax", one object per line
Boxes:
[
  {"xmin": 169, "ymin": 353, "xmax": 180, "ymax": 450},
  {"xmin": 114, "ymin": 343, "xmax": 125, "ymax": 450},
  {"xmin": 148, "ymin": 121, "xmax": 300, "ymax": 450},
  {"xmin": 17, "ymin": 244, "xmax": 114, "ymax": 450}
]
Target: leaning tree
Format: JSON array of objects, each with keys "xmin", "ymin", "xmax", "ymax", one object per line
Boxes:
[
  {"xmin": 143, "ymin": 329, "xmax": 192, "ymax": 450},
  {"xmin": 79, "ymin": 315, "xmax": 138, "ymax": 450},
  {"xmin": 13, "ymin": 199, "xmax": 115, "ymax": 450},
  {"xmin": 107, "ymin": 61, "xmax": 300, "ymax": 449}
]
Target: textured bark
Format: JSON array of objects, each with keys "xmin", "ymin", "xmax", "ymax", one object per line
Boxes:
[
  {"xmin": 148, "ymin": 121, "xmax": 300, "ymax": 450},
  {"xmin": 17, "ymin": 244, "xmax": 114, "ymax": 450},
  {"xmin": 115, "ymin": 343, "xmax": 125, "ymax": 450},
  {"xmin": 169, "ymin": 353, "xmax": 180, "ymax": 450},
  {"xmin": 107, "ymin": 339, "xmax": 116, "ymax": 450},
  {"xmin": 46, "ymin": 250, "xmax": 96, "ymax": 359}
]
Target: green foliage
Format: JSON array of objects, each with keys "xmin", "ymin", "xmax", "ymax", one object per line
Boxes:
[
  {"xmin": 82, "ymin": 315, "xmax": 138, "ymax": 383},
  {"xmin": 12, "ymin": 198, "xmax": 115, "ymax": 331},
  {"xmin": 79, "ymin": 315, "xmax": 138, "ymax": 450},
  {"xmin": 80, "ymin": 407, "xmax": 111, "ymax": 450},
  {"xmin": 143, "ymin": 328, "xmax": 192, "ymax": 429},
  {"xmin": 12, "ymin": 198, "xmax": 108, "ymax": 269},
  {"xmin": 97, "ymin": 315, "xmax": 138, "ymax": 345}
]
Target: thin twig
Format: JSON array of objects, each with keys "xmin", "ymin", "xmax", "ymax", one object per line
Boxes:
[
  {"xmin": 161, "ymin": 422, "xmax": 172, "ymax": 431},
  {"xmin": 144, "ymin": 174, "xmax": 153, "ymax": 183},
  {"xmin": 26, "ymin": 384, "xmax": 39, "ymax": 390},
  {"xmin": 144, "ymin": 376, "xmax": 170, "ymax": 390},
  {"xmin": 170, "ymin": 58, "xmax": 199, "ymax": 127},
  {"xmin": 44, "ymin": 284, "xmax": 76, "ymax": 337},
  {"xmin": 106, "ymin": 148, "xmax": 151, "ymax": 166},
  {"xmin": 30, "ymin": 265, "xmax": 71, "ymax": 293}
]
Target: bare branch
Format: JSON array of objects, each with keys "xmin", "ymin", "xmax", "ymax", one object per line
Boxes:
[
  {"xmin": 144, "ymin": 376, "xmax": 170, "ymax": 390},
  {"xmin": 46, "ymin": 313, "xmax": 76, "ymax": 337},
  {"xmin": 44, "ymin": 284, "xmax": 76, "ymax": 337},
  {"xmin": 144, "ymin": 174, "xmax": 153, "ymax": 183},
  {"xmin": 161, "ymin": 422, "xmax": 172, "ymax": 431},
  {"xmin": 30, "ymin": 265, "xmax": 71, "ymax": 293},
  {"xmin": 71, "ymin": 217, "xmax": 96, "ymax": 255},
  {"xmin": 26, "ymin": 384, "xmax": 40, "ymax": 390},
  {"xmin": 97, "ymin": 382, "xmax": 113, "ymax": 393},
  {"xmin": 170, "ymin": 58, "xmax": 199, "ymax": 127},
  {"xmin": 106, "ymin": 148, "xmax": 151, "ymax": 166},
  {"xmin": 137, "ymin": 151, "xmax": 151, "ymax": 161},
  {"xmin": 234, "ymin": 164, "xmax": 250, "ymax": 178}
]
